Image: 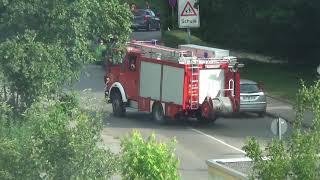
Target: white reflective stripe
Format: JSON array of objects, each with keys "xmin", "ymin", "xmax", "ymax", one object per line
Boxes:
[
  {"xmin": 190, "ymin": 128, "xmax": 246, "ymax": 154},
  {"xmin": 109, "ymin": 82, "xmax": 127, "ymax": 102},
  {"xmin": 150, "ymin": 100, "xmax": 154, "ymax": 112},
  {"xmin": 161, "ymin": 103, "xmax": 165, "ymax": 115}
]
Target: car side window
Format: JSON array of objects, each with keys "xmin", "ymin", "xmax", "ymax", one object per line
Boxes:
[{"xmin": 128, "ymin": 55, "xmax": 137, "ymax": 72}]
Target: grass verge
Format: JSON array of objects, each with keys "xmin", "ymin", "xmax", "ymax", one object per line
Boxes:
[{"xmin": 162, "ymin": 30, "xmax": 317, "ymax": 103}]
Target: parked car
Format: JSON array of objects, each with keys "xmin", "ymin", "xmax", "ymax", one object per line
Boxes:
[
  {"xmin": 239, "ymin": 79, "xmax": 267, "ymax": 117},
  {"xmin": 131, "ymin": 9, "xmax": 160, "ymax": 31}
]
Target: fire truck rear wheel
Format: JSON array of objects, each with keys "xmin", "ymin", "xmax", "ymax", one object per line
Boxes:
[
  {"xmin": 111, "ymin": 92, "xmax": 125, "ymax": 117},
  {"xmin": 152, "ymin": 103, "xmax": 166, "ymax": 124}
]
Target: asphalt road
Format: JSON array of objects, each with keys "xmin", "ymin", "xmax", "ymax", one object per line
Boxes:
[
  {"xmin": 130, "ymin": 30, "xmax": 161, "ymax": 41},
  {"xmin": 70, "ymin": 31, "xmax": 292, "ymax": 179}
]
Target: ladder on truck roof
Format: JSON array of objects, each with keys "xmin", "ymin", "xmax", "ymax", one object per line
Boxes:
[
  {"xmin": 128, "ymin": 41, "xmax": 241, "ymax": 67},
  {"xmin": 128, "ymin": 41, "xmax": 193, "ymax": 62}
]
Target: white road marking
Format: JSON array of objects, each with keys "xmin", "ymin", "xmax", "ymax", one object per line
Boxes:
[{"xmin": 190, "ymin": 128, "xmax": 246, "ymax": 154}]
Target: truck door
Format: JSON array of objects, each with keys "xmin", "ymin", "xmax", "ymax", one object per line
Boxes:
[{"xmin": 119, "ymin": 53, "xmax": 139, "ymax": 100}]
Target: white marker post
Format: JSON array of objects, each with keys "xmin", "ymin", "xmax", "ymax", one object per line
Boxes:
[
  {"xmin": 271, "ymin": 117, "xmax": 288, "ymax": 140},
  {"xmin": 178, "ymin": 0, "xmax": 200, "ymax": 44}
]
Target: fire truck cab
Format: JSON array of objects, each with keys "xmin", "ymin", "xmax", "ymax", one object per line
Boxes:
[{"xmin": 104, "ymin": 40, "xmax": 242, "ymax": 124}]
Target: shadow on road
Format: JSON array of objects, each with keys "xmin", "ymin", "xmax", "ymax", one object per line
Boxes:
[{"xmin": 104, "ymin": 110, "xmax": 293, "ymax": 141}]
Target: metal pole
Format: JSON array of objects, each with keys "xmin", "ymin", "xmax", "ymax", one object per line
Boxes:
[
  {"xmin": 172, "ymin": 6, "xmax": 174, "ymax": 29},
  {"xmin": 187, "ymin": 28, "xmax": 191, "ymax": 44},
  {"xmin": 278, "ymin": 117, "xmax": 282, "ymax": 140}
]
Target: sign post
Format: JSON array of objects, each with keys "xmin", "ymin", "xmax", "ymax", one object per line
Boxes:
[
  {"xmin": 187, "ymin": 29, "xmax": 191, "ymax": 44},
  {"xmin": 178, "ymin": 0, "xmax": 200, "ymax": 44},
  {"xmin": 169, "ymin": 0, "xmax": 177, "ymax": 29}
]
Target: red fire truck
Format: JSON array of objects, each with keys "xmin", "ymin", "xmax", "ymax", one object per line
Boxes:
[{"xmin": 104, "ymin": 41, "xmax": 242, "ymax": 124}]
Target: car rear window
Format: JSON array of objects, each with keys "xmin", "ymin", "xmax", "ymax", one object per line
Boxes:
[
  {"xmin": 149, "ymin": 10, "xmax": 155, "ymax": 16},
  {"xmin": 134, "ymin": 10, "xmax": 145, "ymax": 16},
  {"xmin": 240, "ymin": 84, "xmax": 260, "ymax": 93}
]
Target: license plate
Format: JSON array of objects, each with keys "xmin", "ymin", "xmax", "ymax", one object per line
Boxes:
[{"xmin": 243, "ymin": 96, "xmax": 256, "ymax": 100}]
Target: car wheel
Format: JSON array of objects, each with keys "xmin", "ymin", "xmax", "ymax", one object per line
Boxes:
[
  {"xmin": 147, "ymin": 23, "xmax": 151, "ymax": 31},
  {"xmin": 152, "ymin": 102, "xmax": 166, "ymax": 124},
  {"xmin": 156, "ymin": 23, "xmax": 160, "ymax": 31},
  {"xmin": 111, "ymin": 92, "xmax": 125, "ymax": 117}
]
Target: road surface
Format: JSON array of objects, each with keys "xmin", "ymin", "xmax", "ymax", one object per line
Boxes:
[
  {"xmin": 130, "ymin": 30, "xmax": 161, "ymax": 41},
  {"xmin": 72, "ymin": 64, "xmax": 292, "ymax": 180}
]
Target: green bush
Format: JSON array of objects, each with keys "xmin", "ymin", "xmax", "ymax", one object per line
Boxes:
[
  {"xmin": 162, "ymin": 30, "xmax": 210, "ymax": 48},
  {"xmin": 120, "ymin": 131, "xmax": 180, "ymax": 180},
  {"xmin": 0, "ymin": 98, "xmax": 118, "ymax": 180},
  {"xmin": 243, "ymin": 80, "xmax": 320, "ymax": 179}
]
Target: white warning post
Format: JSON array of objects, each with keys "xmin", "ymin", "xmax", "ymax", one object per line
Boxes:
[{"xmin": 178, "ymin": 0, "xmax": 200, "ymax": 28}]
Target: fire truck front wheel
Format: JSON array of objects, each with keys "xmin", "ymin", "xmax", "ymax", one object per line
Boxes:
[
  {"xmin": 111, "ymin": 92, "xmax": 125, "ymax": 117},
  {"xmin": 152, "ymin": 103, "xmax": 166, "ymax": 124}
]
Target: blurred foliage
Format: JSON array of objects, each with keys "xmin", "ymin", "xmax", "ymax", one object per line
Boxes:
[
  {"xmin": 243, "ymin": 80, "xmax": 320, "ymax": 179},
  {"xmin": 196, "ymin": 0, "xmax": 320, "ymax": 64}
]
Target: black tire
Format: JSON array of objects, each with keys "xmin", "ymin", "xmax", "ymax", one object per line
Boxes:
[
  {"xmin": 156, "ymin": 23, "xmax": 160, "ymax": 31},
  {"xmin": 197, "ymin": 112, "xmax": 217, "ymax": 124},
  {"xmin": 111, "ymin": 92, "xmax": 125, "ymax": 117},
  {"xmin": 146, "ymin": 23, "xmax": 151, "ymax": 31},
  {"xmin": 152, "ymin": 103, "xmax": 166, "ymax": 124}
]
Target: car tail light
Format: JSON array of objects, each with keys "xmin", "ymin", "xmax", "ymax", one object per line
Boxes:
[{"xmin": 144, "ymin": 15, "xmax": 150, "ymax": 21}]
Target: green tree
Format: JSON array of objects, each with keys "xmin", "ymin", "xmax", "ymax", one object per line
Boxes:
[
  {"xmin": 243, "ymin": 80, "xmax": 320, "ymax": 179},
  {"xmin": 0, "ymin": 0, "xmax": 132, "ymax": 112}
]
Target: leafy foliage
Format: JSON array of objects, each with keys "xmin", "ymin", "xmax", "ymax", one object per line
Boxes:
[
  {"xmin": 0, "ymin": 0, "xmax": 132, "ymax": 111},
  {"xmin": 0, "ymin": 96, "xmax": 119, "ymax": 180},
  {"xmin": 120, "ymin": 131, "xmax": 180, "ymax": 180},
  {"xmin": 0, "ymin": 31, "xmax": 69, "ymax": 110},
  {"xmin": 243, "ymin": 80, "xmax": 320, "ymax": 180}
]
